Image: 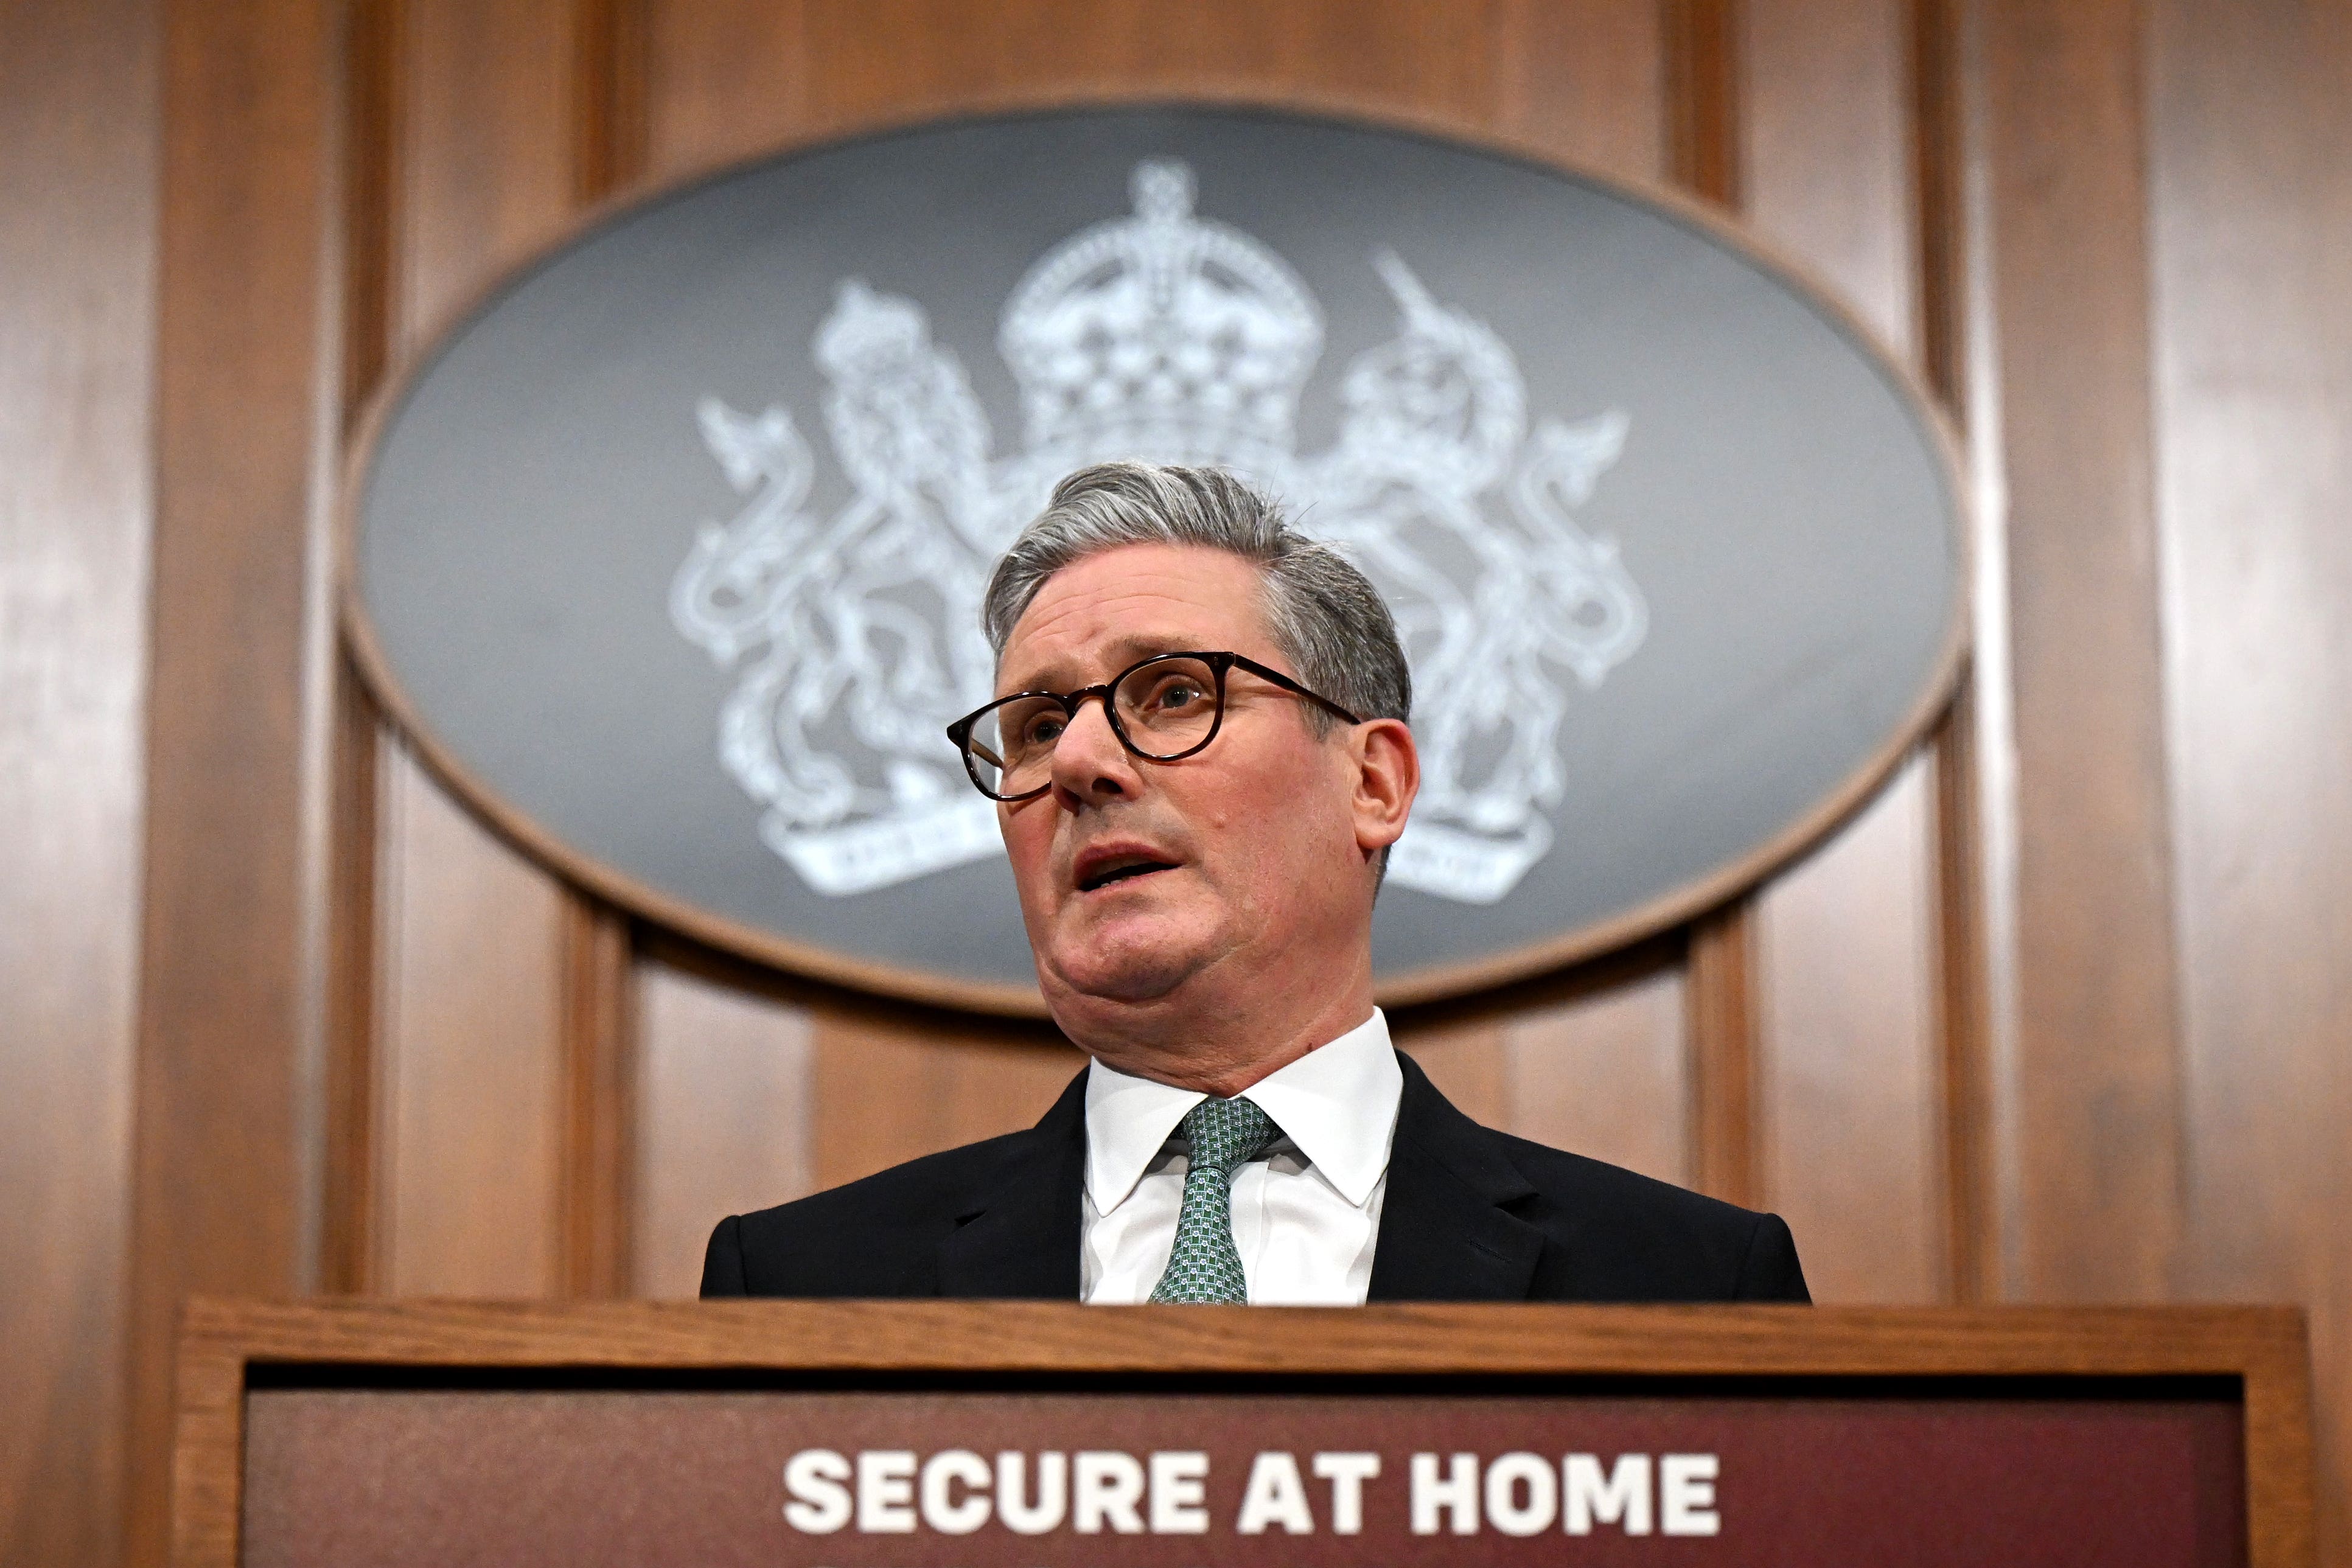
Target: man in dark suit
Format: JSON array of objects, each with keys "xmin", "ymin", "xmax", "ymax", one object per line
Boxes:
[{"xmin": 705, "ymin": 462, "xmax": 1807, "ymax": 1306}]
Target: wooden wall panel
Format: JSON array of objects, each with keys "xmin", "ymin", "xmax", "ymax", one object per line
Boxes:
[
  {"xmin": 1756, "ymin": 763, "xmax": 1944, "ymax": 1301},
  {"xmin": 800, "ymin": 0, "xmax": 1504, "ymax": 127},
  {"xmin": 375, "ymin": 747, "xmax": 567, "ymax": 1294},
  {"xmin": 559, "ymin": 897, "xmax": 637, "ymax": 1297},
  {"xmin": 628, "ymin": 0, "xmax": 826, "ymax": 1297},
  {"xmin": 2146, "ymin": 1, "xmax": 2352, "ymax": 1558},
  {"xmin": 1656, "ymin": 0, "xmax": 1757, "ymax": 1212},
  {"xmin": 1684, "ymin": 907, "xmax": 1761, "ymax": 1204},
  {"xmin": 1484, "ymin": 0, "xmax": 1693, "ymax": 1205},
  {"xmin": 1495, "ymin": 0, "xmax": 1665, "ymax": 186},
  {"xmin": 1921, "ymin": 0, "xmax": 2003, "ymax": 1312},
  {"xmin": 128, "ymin": 2, "xmax": 341, "ymax": 1561},
  {"xmin": 369, "ymin": 0, "xmax": 582, "ymax": 1298},
  {"xmin": 396, "ymin": 0, "xmax": 579, "ymax": 343},
  {"xmin": 1980, "ymin": 0, "xmax": 2184, "ymax": 1303},
  {"xmin": 812, "ymin": 1014, "xmax": 1084, "ymax": 1191},
  {"xmin": 0, "ymin": 3, "xmax": 158, "ymax": 1563},
  {"xmin": 1740, "ymin": 0, "xmax": 1917, "ymax": 354},
  {"xmin": 1739, "ymin": 0, "xmax": 1945, "ymax": 1304},
  {"xmin": 1503, "ymin": 960, "xmax": 1691, "ymax": 1186},
  {"xmin": 645, "ymin": 0, "xmax": 810, "ymax": 180},
  {"xmin": 1395, "ymin": 1018, "xmax": 1511, "ymax": 1129},
  {"xmin": 633, "ymin": 958, "xmax": 816, "ymax": 1298}
]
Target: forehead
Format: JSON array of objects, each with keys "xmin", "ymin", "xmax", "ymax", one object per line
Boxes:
[{"xmin": 998, "ymin": 543, "xmax": 1272, "ymax": 688}]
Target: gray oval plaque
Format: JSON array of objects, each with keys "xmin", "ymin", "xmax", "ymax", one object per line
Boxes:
[{"xmin": 351, "ymin": 104, "xmax": 1963, "ymax": 1012}]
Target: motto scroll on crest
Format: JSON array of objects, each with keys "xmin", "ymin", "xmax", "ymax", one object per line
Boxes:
[{"xmin": 671, "ymin": 160, "xmax": 1647, "ymax": 904}]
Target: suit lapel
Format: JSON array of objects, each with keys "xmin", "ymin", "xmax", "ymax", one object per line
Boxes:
[
  {"xmin": 1366, "ymin": 1052, "xmax": 1549, "ymax": 1301},
  {"xmin": 935, "ymin": 1067, "xmax": 1089, "ymax": 1298}
]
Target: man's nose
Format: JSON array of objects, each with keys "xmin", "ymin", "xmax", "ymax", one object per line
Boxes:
[{"xmin": 1049, "ymin": 694, "xmax": 1140, "ymax": 805}]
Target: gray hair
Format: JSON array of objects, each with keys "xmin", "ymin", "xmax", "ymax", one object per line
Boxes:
[{"xmin": 981, "ymin": 462, "xmax": 1412, "ymax": 732}]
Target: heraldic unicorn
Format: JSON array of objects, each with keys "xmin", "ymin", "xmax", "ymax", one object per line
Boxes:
[{"xmin": 670, "ymin": 160, "xmax": 1647, "ymax": 904}]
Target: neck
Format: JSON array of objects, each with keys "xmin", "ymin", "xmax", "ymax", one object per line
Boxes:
[{"xmin": 1056, "ymin": 951, "xmax": 1378, "ymax": 1098}]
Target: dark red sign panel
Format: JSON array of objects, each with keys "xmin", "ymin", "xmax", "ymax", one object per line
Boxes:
[{"xmin": 241, "ymin": 1385, "xmax": 2243, "ymax": 1567}]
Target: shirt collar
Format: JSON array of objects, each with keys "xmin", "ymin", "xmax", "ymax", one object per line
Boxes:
[
  {"xmin": 1239, "ymin": 1009, "xmax": 1400, "ymax": 1208},
  {"xmin": 1082, "ymin": 1009, "xmax": 1401, "ymax": 1214},
  {"xmin": 1082, "ymin": 1061, "xmax": 1204, "ymax": 1217}
]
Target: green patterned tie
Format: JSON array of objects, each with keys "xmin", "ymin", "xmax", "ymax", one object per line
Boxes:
[{"xmin": 1148, "ymin": 1096, "xmax": 1280, "ymax": 1304}]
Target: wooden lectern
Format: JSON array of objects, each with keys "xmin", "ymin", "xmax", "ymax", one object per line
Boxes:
[{"xmin": 174, "ymin": 1300, "xmax": 2313, "ymax": 1567}]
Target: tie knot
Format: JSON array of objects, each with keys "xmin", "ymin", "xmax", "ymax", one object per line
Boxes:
[{"xmin": 1179, "ymin": 1096, "xmax": 1277, "ymax": 1174}]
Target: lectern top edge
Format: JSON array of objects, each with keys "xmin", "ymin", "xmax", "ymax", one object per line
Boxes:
[{"xmin": 178, "ymin": 1296, "xmax": 2306, "ymax": 1378}]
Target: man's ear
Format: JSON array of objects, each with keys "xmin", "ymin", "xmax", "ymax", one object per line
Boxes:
[{"xmin": 1348, "ymin": 717, "xmax": 1419, "ymax": 854}]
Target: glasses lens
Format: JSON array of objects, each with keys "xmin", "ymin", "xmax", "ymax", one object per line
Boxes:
[
  {"xmin": 1114, "ymin": 656, "xmax": 1221, "ymax": 758},
  {"xmin": 964, "ymin": 694, "xmax": 1066, "ymax": 797}
]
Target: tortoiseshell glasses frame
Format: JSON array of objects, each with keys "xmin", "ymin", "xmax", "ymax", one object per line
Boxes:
[{"xmin": 946, "ymin": 650, "xmax": 1363, "ymax": 803}]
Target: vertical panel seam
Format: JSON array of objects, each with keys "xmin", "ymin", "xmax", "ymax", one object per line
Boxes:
[
  {"xmin": 319, "ymin": 0, "xmax": 402, "ymax": 1300},
  {"xmin": 560, "ymin": 899, "xmax": 638, "ymax": 1298},
  {"xmin": 573, "ymin": 0, "xmax": 651, "ymax": 204},
  {"xmin": 554, "ymin": 0, "xmax": 652, "ymax": 1297},
  {"xmin": 1667, "ymin": 0, "xmax": 1760, "ymax": 1208},
  {"xmin": 1665, "ymin": 0, "xmax": 1743, "ymax": 207},
  {"xmin": 1909, "ymin": 0, "xmax": 1999, "ymax": 1307},
  {"xmin": 1686, "ymin": 907, "xmax": 1760, "ymax": 1207}
]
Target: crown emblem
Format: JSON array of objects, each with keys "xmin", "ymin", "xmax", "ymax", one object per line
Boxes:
[
  {"xmin": 1000, "ymin": 161, "xmax": 1322, "ymax": 473},
  {"xmin": 672, "ymin": 159, "xmax": 1647, "ymax": 903}
]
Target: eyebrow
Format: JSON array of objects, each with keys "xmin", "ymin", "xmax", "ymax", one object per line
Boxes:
[{"xmin": 999, "ymin": 632, "xmax": 1206, "ymax": 694}]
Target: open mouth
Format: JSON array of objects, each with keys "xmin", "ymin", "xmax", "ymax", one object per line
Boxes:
[{"xmin": 1076, "ymin": 854, "xmax": 1179, "ymax": 893}]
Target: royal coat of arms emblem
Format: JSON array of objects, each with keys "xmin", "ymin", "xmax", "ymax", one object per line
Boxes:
[{"xmin": 669, "ymin": 159, "xmax": 1648, "ymax": 904}]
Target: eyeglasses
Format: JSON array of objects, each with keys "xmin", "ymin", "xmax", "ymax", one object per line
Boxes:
[{"xmin": 946, "ymin": 650, "xmax": 1363, "ymax": 802}]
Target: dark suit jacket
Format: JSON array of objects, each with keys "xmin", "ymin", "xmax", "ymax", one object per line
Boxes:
[{"xmin": 702, "ymin": 1050, "xmax": 1809, "ymax": 1303}]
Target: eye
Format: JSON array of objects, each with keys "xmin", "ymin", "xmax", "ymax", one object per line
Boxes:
[
  {"xmin": 1140, "ymin": 675, "xmax": 1210, "ymax": 711},
  {"xmin": 1017, "ymin": 710, "xmax": 1067, "ymax": 747}
]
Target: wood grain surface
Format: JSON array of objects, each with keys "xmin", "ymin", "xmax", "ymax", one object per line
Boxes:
[
  {"xmin": 127, "ymin": 2, "xmax": 341, "ymax": 1564},
  {"xmin": 369, "ymin": 0, "xmax": 579, "ymax": 1304},
  {"xmin": 559, "ymin": 896, "xmax": 637, "ymax": 1298},
  {"xmin": 1742, "ymin": 0, "xmax": 1946, "ymax": 1308},
  {"xmin": 0, "ymin": 3, "xmax": 159, "ymax": 1564},
  {"xmin": 631, "ymin": 955, "xmax": 817, "ymax": 1298},
  {"xmin": 2143, "ymin": 2, "xmax": 2352, "ymax": 1561},
  {"xmin": 1979, "ymin": 0, "xmax": 2185, "ymax": 1305},
  {"xmin": 171, "ymin": 1295, "xmax": 2305, "ymax": 1378}
]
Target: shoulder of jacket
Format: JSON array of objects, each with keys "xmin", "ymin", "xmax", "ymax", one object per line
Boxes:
[
  {"xmin": 1484, "ymin": 1126, "xmax": 1775, "ymax": 1236},
  {"xmin": 736, "ymin": 1123, "xmax": 1043, "ymax": 1238}
]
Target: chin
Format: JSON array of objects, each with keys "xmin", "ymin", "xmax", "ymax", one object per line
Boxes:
[{"xmin": 1039, "ymin": 918, "xmax": 1210, "ymax": 1008}]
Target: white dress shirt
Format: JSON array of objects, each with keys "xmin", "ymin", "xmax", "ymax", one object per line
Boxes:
[{"xmin": 1080, "ymin": 1009, "xmax": 1403, "ymax": 1305}]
